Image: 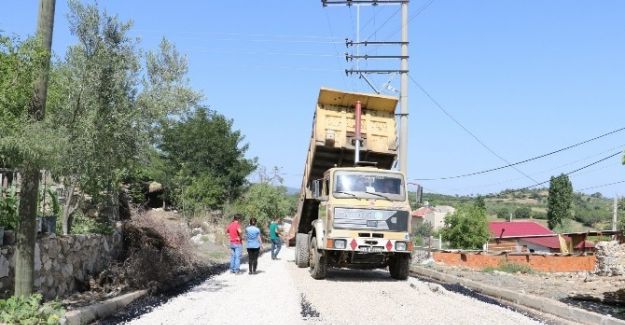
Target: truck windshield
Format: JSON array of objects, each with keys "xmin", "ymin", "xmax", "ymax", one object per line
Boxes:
[{"xmin": 332, "ymin": 171, "xmax": 405, "ymax": 201}]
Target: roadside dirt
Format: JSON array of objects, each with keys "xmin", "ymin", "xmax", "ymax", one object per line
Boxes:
[{"xmin": 421, "ymin": 262, "xmax": 625, "ymax": 319}]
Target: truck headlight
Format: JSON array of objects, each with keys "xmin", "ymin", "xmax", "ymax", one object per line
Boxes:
[
  {"xmin": 334, "ymin": 239, "xmax": 347, "ymax": 249},
  {"xmin": 395, "ymin": 241, "xmax": 407, "ymax": 251}
]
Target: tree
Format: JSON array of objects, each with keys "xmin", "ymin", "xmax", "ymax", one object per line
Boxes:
[
  {"xmin": 13, "ymin": 0, "xmax": 57, "ymax": 298},
  {"xmin": 474, "ymin": 195, "xmax": 486, "ymax": 212},
  {"xmin": 547, "ymin": 174, "xmax": 573, "ymax": 230},
  {"xmin": 496, "ymin": 208, "xmax": 510, "ymax": 219},
  {"xmin": 230, "ymin": 167, "xmax": 290, "ymax": 227},
  {"xmin": 514, "ymin": 206, "xmax": 532, "ymax": 219},
  {"xmin": 441, "ymin": 205, "xmax": 490, "ymax": 250},
  {"xmin": 159, "ymin": 108, "xmax": 257, "ymax": 212},
  {"xmin": 46, "ymin": 1, "xmax": 201, "ymax": 232}
]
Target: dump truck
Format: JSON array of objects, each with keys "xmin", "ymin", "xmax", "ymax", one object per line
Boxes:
[{"xmin": 288, "ymin": 87, "xmax": 413, "ymax": 280}]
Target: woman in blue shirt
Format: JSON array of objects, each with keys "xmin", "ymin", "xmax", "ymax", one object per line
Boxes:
[{"xmin": 245, "ymin": 217, "xmax": 262, "ymax": 274}]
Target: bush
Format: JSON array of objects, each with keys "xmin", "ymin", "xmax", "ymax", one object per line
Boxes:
[
  {"xmin": 0, "ymin": 294, "xmax": 64, "ymax": 325},
  {"xmin": 70, "ymin": 212, "xmax": 113, "ymax": 235},
  {"xmin": 441, "ymin": 205, "xmax": 489, "ymax": 250},
  {"xmin": 0, "ymin": 187, "xmax": 19, "ymax": 230},
  {"xmin": 514, "ymin": 207, "xmax": 532, "ymax": 219}
]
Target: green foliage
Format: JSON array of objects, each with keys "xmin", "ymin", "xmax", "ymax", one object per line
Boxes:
[
  {"xmin": 46, "ymin": 190, "xmax": 60, "ymax": 219},
  {"xmin": 474, "ymin": 196, "xmax": 486, "ymax": 211},
  {"xmin": 413, "ymin": 221, "xmax": 433, "ymax": 246},
  {"xmin": 513, "ymin": 206, "xmax": 532, "ymax": 219},
  {"xmin": 547, "ymin": 174, "xmax": 573, "ymax": 230},
  {"xmin": 0, "ymin": 35, "xmax": 65, "ymax": 170},
  {"xmin": 231, "ymin": 183, "xmax": 290, "ymax": 227},
  {"xmin": 0, "ymin": 294, "xmax": 64, "ymax": 325},
  {"xmin": 441, "ymin": 205, "xmax": 490, "ymax": 250},
  {"xmin": 483, "ymin": 262, "xmax": 533, "ymax": 274},
  {"xmin": 70, "ymin": 212, "xmax": 112, "ymax": 235},
  {"xmin": 496, "ymin": 208, "xmax": 510, "ymax": 219},
  {"xmin": 0, "ymin": 187, "xmax": 19, "ymax": 230},
  {"xmin": 159, "ymin": 108, "xmax": 257, "ymax": 211}
]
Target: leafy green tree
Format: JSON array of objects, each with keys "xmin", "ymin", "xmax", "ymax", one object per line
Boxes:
[
  {"xmin": 547, "ymin": 174, "xmax": 573, "ymax": 230},
  {"xmin": 46, "ymin": 1, "xmax": 200, "ymax": 232},
  {"xmin": 474, "ymin": 195, "xmax": 486, "ymax": 212},
  {"xmin": 514, "ymin": 206, "xmax": 532, "ymax": 219},
  {"xmin": 496, "ymin": 208, "xmax": 510, "ymax": 219},
  {"xmin": 441, "ymin": 205, "xmax": 490, "ymax": 250},
  {"xmin": 159, "ymin": 108, "xmax": 257, "ymax": 212}
]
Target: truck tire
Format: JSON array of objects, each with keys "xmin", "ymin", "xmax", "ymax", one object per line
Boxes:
[
  {"xmin": 309, "ymin": 239, "xmax": 327, "ymax": 279},
  {"xmin": 295, "ymin": 233, "xmax": 310, "ymax": 268},
  {"xmin": 389, "ymin": 253, "xmax": 410, "ymax": 280}
]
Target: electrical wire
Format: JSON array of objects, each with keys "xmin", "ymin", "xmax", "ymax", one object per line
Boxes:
[
  {"xmin": 409, "ymin": 75, "xmax": 541, "ymax": 185},
  {"xmin": 519, "ymin": 151, "xmax": 622, "ymax": 191},
  {"xmin": 578, "ymin": 180, "xmax": 625, "ymax": 192},
  {"xmin": 414, "ymin": 127, "xmax": 625, "ymax": 181}
]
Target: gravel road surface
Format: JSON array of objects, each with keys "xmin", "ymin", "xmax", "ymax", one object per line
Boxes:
[{"xmin": 125, "ymin": 248, "xmax": 542, "ymax": 325}]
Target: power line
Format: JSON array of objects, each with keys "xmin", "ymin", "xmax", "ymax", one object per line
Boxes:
[
  {"xmin": 432, "ymin": 156, "xmax": 622, "ymax": 194},
  {"xmin": 383, "ymin": 0, "xmax": 437, "ymax": 39},
  {"xmin": 520, "ymin": 151, "xmax": 622, "ymax": 191},
  {"xmin": 578, "ymin": 180, "xmax": 625, "ymax": 192},
  {"xmin": 365, "ymin": 7, "xmax": 400, "ymax": 40},
  {"xmin": 409, "ymin": 75, "xmax": 541, "ymax": 185},
  {"xmin": 414, "ymin": 126, "xmax": 625, "ymax": 181}
]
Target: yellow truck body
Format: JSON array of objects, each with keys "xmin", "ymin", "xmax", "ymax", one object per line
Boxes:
[{"xmin": 291, "ymin": 88, "xmax": 412, "ymax": 280}]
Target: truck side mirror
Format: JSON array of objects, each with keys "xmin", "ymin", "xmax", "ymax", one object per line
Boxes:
[{"xmin": 313, "ymin": 179, "xmax": 321, "ymax": 198}]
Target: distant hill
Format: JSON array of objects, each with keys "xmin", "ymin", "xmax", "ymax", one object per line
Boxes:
[{"xmin": 414, "ymin": 188, "xmax": 615, "ymax": 232}]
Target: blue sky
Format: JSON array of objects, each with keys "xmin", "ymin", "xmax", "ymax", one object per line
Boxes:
[{"xmin": 2, "ymin": 1, "xmax": 624, "ymax": 197}]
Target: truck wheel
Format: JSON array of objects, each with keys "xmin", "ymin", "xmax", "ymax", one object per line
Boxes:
[
  {"xmin": 295, "ymin": 233, "xmax": 310, "ymax": 268},
  {"xmin": 389, "ymin": 254, "xmax": 410, "ymax": 280},
  {"xmin": 309, "ymin": 239, "xmax": 327, "ymax": 279}
]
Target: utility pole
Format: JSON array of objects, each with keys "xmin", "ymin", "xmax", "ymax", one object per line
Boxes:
[
  {"xmin": 399, "ymin": 0, "xmax": 409, "ymax": 176},
  {"xmin": 15, "ymin": 0, "xmax": 56, "ymax": 297},
  {"xmin": 323, "ymin": 0, "xmax": 409, "ymax": 175}
]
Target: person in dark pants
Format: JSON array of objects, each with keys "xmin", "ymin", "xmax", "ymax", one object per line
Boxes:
[
  {"xmin": 245, "ymin": 217, "xmax": 262, "ymax": 274},
  {"xmin": 269, "ymin": 217, "xmax": 282, "ymax": 260}
]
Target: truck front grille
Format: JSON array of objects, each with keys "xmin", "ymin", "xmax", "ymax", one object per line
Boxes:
[{"xmin": 333, "ymin": 208, "xmax": 408, "ymax": 232}]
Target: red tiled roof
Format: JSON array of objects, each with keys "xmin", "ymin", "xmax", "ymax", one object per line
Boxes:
[
  {"xmin": 488, "ymin": 221, "xmax": 553, "ymax": 238},
  {"xmin": 489, "ymin": 221, "xmax": 595, "ymax": 250},
  {"xmin": 412, "ymin": 207, "xmax": 432, "ymax": 218}
]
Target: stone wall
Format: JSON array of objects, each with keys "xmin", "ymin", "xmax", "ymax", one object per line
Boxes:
[
  {"xmin": 595, "ymin": 241, "xmax": 625, "ymax": 276},
  {"xmin": 0, "ymin": 231, "xmax": 122, "ymax": 299}
]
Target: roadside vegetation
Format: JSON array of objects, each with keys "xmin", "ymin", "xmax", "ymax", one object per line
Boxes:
[{"xmin": 417, "ymin": 187, "xmax": 621, "ymax": 232}]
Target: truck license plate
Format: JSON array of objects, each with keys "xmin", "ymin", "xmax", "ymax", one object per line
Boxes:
[{"xmin": 361, "ymin": 246, "xmax": 384, "ymax": 252}]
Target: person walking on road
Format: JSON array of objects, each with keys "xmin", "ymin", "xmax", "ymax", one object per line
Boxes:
[
  {"xmin": 269, "ymin": 217, "xmax": 282, "ymax": 260},
  {"xmin": 226, "ymin": 214, "xmax": 243, "ymax": 274},
  {"xmin": 245, "ymin": 217, "xmax": 262, "ymax": 274}
]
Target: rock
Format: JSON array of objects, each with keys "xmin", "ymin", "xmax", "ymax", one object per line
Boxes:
[
  {"xmin": 43, "ymin": 260, "xmax": 52, "ymax": 271},
  {"xmin": 34, "ymin": 243, "xmax": 41, "ymax": 272},
  {"xmin": 0, "ymin": 255, "xmax": 9, "ymax": 278},
  {"xmin": 595, "ymin": 241, "xmax": 625, "ymax": 276}
]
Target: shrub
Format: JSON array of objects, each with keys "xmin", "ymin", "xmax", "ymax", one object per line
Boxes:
[
  {"xmin": 0, "ymin": 294, "xmax": 64, "ymax": 325},
  {"xmin": 0, "ymin": 187, "xmax": 19, "ymax": 230},
  {"xmin": 70, "ymin": 212, "xmax": 113, "ymax": 235},
  {"xmin": 514, "ymin": 207, "xmax": 532, "ymax": 219}
]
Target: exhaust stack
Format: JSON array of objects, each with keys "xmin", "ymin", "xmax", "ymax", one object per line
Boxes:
[{"xmin": 354, "ymin": 100, "xmax": 362, "ymax": 164}]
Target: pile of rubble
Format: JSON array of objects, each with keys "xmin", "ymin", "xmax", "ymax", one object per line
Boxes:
[{"xmin": 595, "ymin": 241, "xmax": 625, "ymax": 276}]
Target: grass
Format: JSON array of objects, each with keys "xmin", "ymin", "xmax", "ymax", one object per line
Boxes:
[{"xmin": 483, "ymin": 262, "xmax": 534, "ymax": 274}]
